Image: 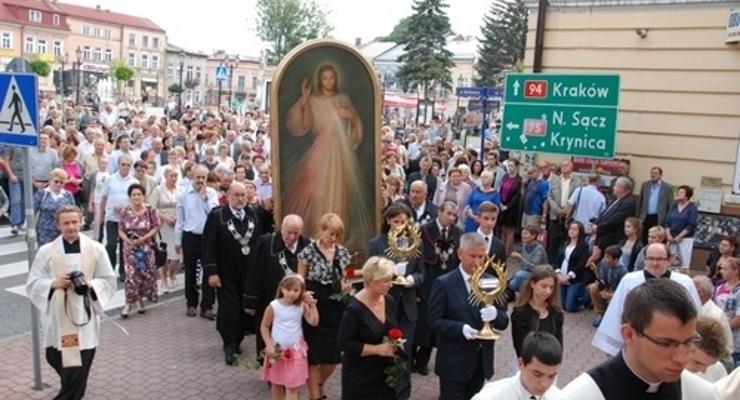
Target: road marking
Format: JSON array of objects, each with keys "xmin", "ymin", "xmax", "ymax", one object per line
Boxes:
[{"xmin": 0, "ymin": 261, "xmax": 27, "ymax": 280}]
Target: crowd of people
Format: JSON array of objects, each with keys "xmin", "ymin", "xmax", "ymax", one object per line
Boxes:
[{"xmin": 11, "ymin": 98, "xmax": 739, "ymax": 400}]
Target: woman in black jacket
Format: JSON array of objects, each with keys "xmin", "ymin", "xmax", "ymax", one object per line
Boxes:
[
  {"xmin": 498, "ymin": 159, "xmax": 523, "ymax": 253},
  {"xmin": 617, "ymin": 217, "xmax": 644, "ymax": 272},
  {"xmin": 510, "ymin": 265, "xmax": 564, "ymax": 357},
  {"xmin": 555, "ymin": 221, "xmax": 591, "ymax": 312}
]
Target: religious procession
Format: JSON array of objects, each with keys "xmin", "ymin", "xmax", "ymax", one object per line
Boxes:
[{"xmin": 1, "ymin": 1, "xmax": 739, "ymax": 400}]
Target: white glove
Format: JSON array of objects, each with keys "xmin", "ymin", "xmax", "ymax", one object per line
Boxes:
[
  {"xmin": 394, "ymin": 262, "xmax": 408, "ymax": 277},
  {"xmin": 462, "ymin": 324, "xmax": 478, "ymax": 340},
  {"xmin": 402, "ymin": 275, "xmax": 415, "ymax": 288},
  {"xmin": 480, "ymin": 306, "xmax": 498, "ymax": 322}
]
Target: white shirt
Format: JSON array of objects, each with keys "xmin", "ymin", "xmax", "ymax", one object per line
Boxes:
[
  {"xmin": 568, "ymin": 185, "xmax": 605, "ymax": 234},
  {"xmin": 477, "ymin": 228, "xmax": 495, "ymax": 253},
  {"xmin": 558, "ymin": 370, "xmax": 719, "ymax": 400},
  {"xmin": 473, "ymin": 372, "xmax": 561, "ymax": 400},
  {"xmin": 695, "ymin": 361, "xmax": 728, "ymax": 384},
  {"xmin": 460, "ymin": 266, "xmax": 472, "ymax": 294},
  {"xmin": 560, "ymin": 244, "xmax": 575, "ymax": 276},
  {"xmin": 101, "ymin": 172, "xmax": 138, "ymax": 223}
]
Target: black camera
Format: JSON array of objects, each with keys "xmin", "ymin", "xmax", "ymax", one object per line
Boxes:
[{"xmin": 67, "ymin": 271, "xmax": 89, "ymax": 296}]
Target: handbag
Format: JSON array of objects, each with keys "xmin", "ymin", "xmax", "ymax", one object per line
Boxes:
[
  {"xmin": 147, "ymin": 206, "xmax": 168, "ymax": 267},
  {"xmin": 565, "ymin": 185, "xmax": 583, "ymax": 227}
]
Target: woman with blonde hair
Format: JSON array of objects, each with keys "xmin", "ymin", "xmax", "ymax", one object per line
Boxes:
[
  {"xmin": 298, "ymin": 213, "xmax": 352, "ymax": 400},
  {"xmin": 338, "ymin": 256, "xmax": 399, "ymax": 400},
  {"xmin": 511, "ymin": 265, "xmax": 564, "ymax": 357},
  {"xmin": 33, "ymin": 168, "xmax": 75, "ymax": 246},
  {"xmin": 151, "ymin": 166, "xmax": 182, "ymax": 293}
]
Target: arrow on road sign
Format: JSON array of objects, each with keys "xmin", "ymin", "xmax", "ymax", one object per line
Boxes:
[
  {"xmin": 505, "ymin": 122, "xmax": 520, "ymax": 130},
  {"xmin": 512, "ymin": 80, "xmax": 520, "ymax": 96}
]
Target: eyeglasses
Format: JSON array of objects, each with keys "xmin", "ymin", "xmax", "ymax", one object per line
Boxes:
[
  {"xmin": 120, "ymin": 163, "xmax": 131, "ymax": 166},
  {"xmin": 637, "ymin": 330, "xmax": 701, "ymax": 352}
]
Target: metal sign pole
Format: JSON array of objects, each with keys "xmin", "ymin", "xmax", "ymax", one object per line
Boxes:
[{"xmin": 480, "ymin": 87, "xmax": 488, "ymax": 161}]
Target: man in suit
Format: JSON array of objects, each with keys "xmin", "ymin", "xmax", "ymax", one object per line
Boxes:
[
  {"xmin": 596, "ymin": 176, "xmax": 637, "ymax": 251},
  {"xmin": 638, "ymin": 166, "xmax": 673, "ymax": 244},
  {"xmin": 476, "ymin": 201, "xmax": 506, "ymax": 263},
  {"xmin": 406, "ymin": 156, "xmax": 437, "ymax": 201},
  {"xmin": 428, "ymin": 232, "xmax": 510, "ymax": 400},
  {"xmin": 402, "ymin": 180, "xmax": 438, "ymax": 228},
  {"xmin": 413, "ymin": 200, "xmax": 462, "ymax": 375},
  {"xmin": 547, "ymin": 160, "xmax": 578, "ymax": 261}
]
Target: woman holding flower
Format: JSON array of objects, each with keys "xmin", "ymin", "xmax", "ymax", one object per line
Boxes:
[
  {"xmin": 298, "ymin": 213, "xmax": 352, "ymax": 400},
  {"xmin": 338, "ymin": 256, "xmax": 403, "ymax": 400}
]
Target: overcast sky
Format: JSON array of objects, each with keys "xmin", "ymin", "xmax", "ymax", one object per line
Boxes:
[{"xmin": 62, "ymin": 0, "xmax": 492, "ymax": 56}]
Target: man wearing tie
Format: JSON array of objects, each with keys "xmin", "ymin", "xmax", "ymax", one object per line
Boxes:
[
  {"xmin": 428, "ymin": 232, "xmax": 510, "ymax": 399},
  {"xmin": 175, "ymin": 165, "xmax": 219, "ymax": 319},
  {"xmin": 475, "ymin": 201, "xmax": 506, "ymax": 263},
  {"xmin": 596, "ymin": 177, "xmax": 637, "ymax": 251},
  {"xmin": 403, "ymin": 180, "xmax": 438, "ymax": 227}
]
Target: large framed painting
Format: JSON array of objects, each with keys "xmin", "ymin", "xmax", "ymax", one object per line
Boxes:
[{"xmin": 271, "ymin": 39, "xmax": 381, "ymax": 256}]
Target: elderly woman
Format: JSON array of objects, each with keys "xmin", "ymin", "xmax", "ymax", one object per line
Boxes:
[
  {"xmin": 664, "ymin": 185, "xmax": 699, "ymax": 267},
  {"xmin": 338, "ymin": 256, "xmax": 399, "ymax": 400},
  {"xmin": 217, "ymin": 142, "xmax": 235, "ymax": 170},
  {"xmin": 118, "ymin": 184, "xmax": 160, "ymax": 317},
  {"xmin": 33, "ymin": 168, "xmax": 76, "ymax": 246},
  {"xmin": 433, "ymin": 167, "xmax": 473, "ymax": 217},
  {"xmin": 463, "ymin": 170, "xmax": 502, "ymax": 232},
  {"xmin": 298, "ymin": 213, "xmax": 352, "ymax": 400},
  {"xmin": 151, "ymin": 167, "xmax": 181, "ymax": 293}
]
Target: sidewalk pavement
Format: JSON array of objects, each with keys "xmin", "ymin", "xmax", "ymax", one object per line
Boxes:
[{"xmin": 0, "ymin": 296, "xmax": 606, "ymax": 399}]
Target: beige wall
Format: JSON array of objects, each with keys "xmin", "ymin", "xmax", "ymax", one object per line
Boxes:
[
  {"xmin": 0, "ymin": 22, "xmax": 21, "ymax": 63},
  {"xmin": 21, "ymin": 26, "xmax": 69, "ymax": 92},
  {"xmin": 121, "ymin": 27, "xmax": 166, "ymax": 100},
  {"xmin": 65, "ymin": 18, "xmax": 121, "ymax": 64},
  {"xmin": 523, "ymin": 4, "xmax": 740, "ymax": 194}
]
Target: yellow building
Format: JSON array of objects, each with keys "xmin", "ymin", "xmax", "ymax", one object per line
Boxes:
[{"xmin": 523, "ymin": 0, "xmax": 740, "ymax": 201}]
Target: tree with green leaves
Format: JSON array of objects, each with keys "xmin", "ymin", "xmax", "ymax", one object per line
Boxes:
[
  {"xmin": 380, "ymin": 16, "xmax": 412, "ymax": 42},
  {"xmin": 168, "ymin": 84, "xmax": 183, "ymax": 94},
  {"xmin": 475, "ymin": 0, "xmax": 528, "ymax": 87},
  {"xmin": 29, "ymin": 59, "xmax": 51, "ymax": 77},
  {"xmin": 110, "ymin": 60, "xmax": 135, "ymax": 98},
  {"xmin": 254, "ymin": 0, "xmax": 333, "ymax": 64},
  {"xmin": 396, "ymin": 0, "xmax": 455, "ymax": 102}
]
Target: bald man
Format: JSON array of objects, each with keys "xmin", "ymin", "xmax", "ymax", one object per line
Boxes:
[
  {"xmin": 202, "ymin": 182, "xmax": 266, "ymax": 365},
  {"xmin": 245, "ymin": 214, "xmax": 311, "ymax": 358}
]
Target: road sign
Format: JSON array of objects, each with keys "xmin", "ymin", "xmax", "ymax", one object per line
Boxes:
[
  {"xmin": 0, "ymin": 73, "xmax": 38, "ymax": 147},
  {"xmin": 215, "ymin": 65, "xmax": 228, "ymax": 81},
  {"xmin": 501, "ymin": 73, "xmax": 620, "ymax": 158},
  {"xmin": 455, "ymin": 86, "xmax": 503, "ymax": 99}
]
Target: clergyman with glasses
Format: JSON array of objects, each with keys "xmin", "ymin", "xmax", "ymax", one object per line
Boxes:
[{"xmin": 592, "ymin": 243, "xmax": 702, "ymax": 356}]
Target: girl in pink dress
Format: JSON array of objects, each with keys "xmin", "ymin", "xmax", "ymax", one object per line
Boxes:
[{"xmin": 260, "ymin": 275, "xmax": 319, "ymax": 400}]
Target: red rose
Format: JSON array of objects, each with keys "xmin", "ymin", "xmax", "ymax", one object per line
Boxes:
[
  {"xmin": 283, "ymin": 348, "xmax": 293, "ymax": 360},
  {"xmin": 345, "ymin": 268, "xmax": 356, "ymax": 279},
  {"xmin": 388, "ymin": 328, "xmax": 404, "ymax": 341}
]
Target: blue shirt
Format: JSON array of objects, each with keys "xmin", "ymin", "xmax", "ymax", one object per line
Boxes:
[
  {"xmin": 175, "ymin": 187, "xmax": 218, "ymax": 244},
  {"xmin": 598, "ymin": 261, "xmax": 627, "ymax": 291},
  {"xmin": 523, "ymin": 178, "xmax": 549, "ymax": 216},
  {"xmin": 664, "ymin": 202, "xmax": 698, "ymax": 238},
  {"xmin": 647, "ymin": 181, "xmax": 661, "ymax": 215}
]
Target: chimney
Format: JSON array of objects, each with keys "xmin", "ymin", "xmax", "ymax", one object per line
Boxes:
[
  {"xmin": 355, "ymin": 37, "xmax": 362, "ymax": 47},
  {"xmin": 96, "ymin": 5, "xmax": 101, "ymax": 10}
]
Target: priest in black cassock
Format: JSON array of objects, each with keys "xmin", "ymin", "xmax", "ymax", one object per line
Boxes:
[
  {"xmin": 202, "ymin": 182, "xmax": 264, "ymax": 365},
  {"xmin": 244, "ymin": 213, "xmax": 310, "ymax": 357},
  {"xmin": 559, "ymin": 279, "xmax": 719, "ymax": 400}
]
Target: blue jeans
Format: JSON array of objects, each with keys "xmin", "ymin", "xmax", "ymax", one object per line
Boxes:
[
  {"xmin": 9, "ymin": 179, "xmax": 25, "ymax": 227},
  {"xmin": 509, "ymin": 270, "xmax": 531, "ymax": 292},
  {"xmin": 560, "ymin": 283, "xmax": 587, "ymax": 312},
  {"xmin": 733, "ymin": 352, "xmax": 740, "ymax": 369}
]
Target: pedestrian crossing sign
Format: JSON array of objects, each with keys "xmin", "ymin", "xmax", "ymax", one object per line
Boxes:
[
  {"xmin": 215, "ymin": 65, "xmax": 228, "ymax": 81},
  {"xmin": 0, "ymin": 73, "xmax": 38, "ymax": 147}
]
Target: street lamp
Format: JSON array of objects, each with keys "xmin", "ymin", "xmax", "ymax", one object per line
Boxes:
[
  {"xmin": 178, "ymin": 49, "xmax": 185, "ymax": 116},
  {"xmin": 75, "ymin": 46, "xmax": 82, "ymax": 105},
  {"xmin": 227, "ymin": 56, "xmax": 238, "ymax": 109}
]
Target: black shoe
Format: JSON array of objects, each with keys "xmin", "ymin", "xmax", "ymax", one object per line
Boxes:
[
  {"xmin": 234, "ymin": 346, "xmax": 243, "ymax": 355},
  {"xmin": 224, "ymin": 353, "xmax": 237, "ymax": 366},
  {"xmin": 416, "ymin": 365, "xmax": 429, "ymax": 375}
]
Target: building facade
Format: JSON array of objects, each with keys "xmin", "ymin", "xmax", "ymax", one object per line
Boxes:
[
  {"xmin": 165, "ymin": 43, "xmax": 208, "ymax": 107},
  {"xmin": 522, "ymin": 0, "xmax": 740, "ymax": 200},
  {"xmin": 204, "ymin": 50, "xmax": 275, "ymax": 110}
]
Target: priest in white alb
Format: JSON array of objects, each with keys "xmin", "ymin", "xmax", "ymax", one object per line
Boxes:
[{"xmin": 26, "ymin": 205, "xmax": 116, "ymax": 400}]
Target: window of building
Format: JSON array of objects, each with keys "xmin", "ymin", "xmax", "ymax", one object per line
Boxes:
[
  {"xmin": 252, "ymin": 76, "xmax": 258, "ymax": 90},
  {"xmin": 105, "ymin": 49, "xmax": 112, "ymax": 62},
  {"xmin": 186, "ymin": 65, "xmax": 193, "ymax": 81},
  {"xmin": 141, "ymin": 53, "xmax": 149, "ymax": 69},
  {"xmin": 93, "ymin": 47, "xmax": 101, "ymax": 61},
  {"xmin": 83, "ymin": 26, "xmax": 91, "ymax": 36},
  {"xmin": 29, "ymin": 10, "xmax": 42, "ymax": 23},
  {"xmin": 237, "ymin": 75, "xmax": 245, "ymax": 91},
  {"xmin": 152, "ymin": 37, "xmax": 159, "ymax": 49},
  {"xmin": 167, "ymin": 63, "xmax": 174, "ymax": 77},
  {"xmin": 37, "ymin": 39, "xmax": 47, "ymax": 54},
  {"xmin": 151, "ymin": 55, "xmax": 159, "ymax": 70},
  {"xmin": 194, "ymin": 90, "xmax": 200, "ymax": 103},
  {"xmin": 25, "ymin": 36, "xmax": 34, "ymax": 53},
  {"xmin": 195, "ymin": 67, "xmax": 201, "ymax": 81},
  {"xmin": 1, "ymin": 33, "xmax": 12, "ymax": 49},
  {"xmin": 94, "ymin": 27, "xmax": 101, "ymax": 38},
  {"xmin": 83, "ymin": 46, "xmax": 91, "ymax": 60},
  {"xmin": 142, "ymin": 35, "xmax": 149, "ymax": 48},
  {"xmin": 104, "ymin": 29, "xmax": 112, "ymax": 39},
  {"xmin": 53, "ymin": 41, "xmax": 62, "ymax": 57},
  {"xmin": 128, "ymin": 52, "xmax": 136, "ymax": 67},
  {"xmin": 128, "ymin": 33, "xmax": 135, "ymax": 46},
  {"xmin": 53, "ymin": 14, "xmax": 60, "ymax": 26}
]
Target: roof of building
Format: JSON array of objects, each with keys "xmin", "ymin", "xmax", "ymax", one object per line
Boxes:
[
  {"xmin": 4, "ymin": 0, "xmax": 63, "ymax": 13},
  {"xmin": 361, "ymin": 35, "xmax": 478, "ymax": 63},
  {"xmin": 207, "ymin": 50, "xmax": 260, "ymax": 63},
  {"xmin": 1, "ymin": 0, "xmax": 70, "ymax": 31},
  {"xmin": 55, "ymin": 1, "xmax": 164, "ymax": 32},
  {"xmin": 359, "ymin": 41, "xmax": 397, "ymax": 59},
  {"xmin": 0, "ymin": 2, "xmax": 18, "ymax": 24},
  {"xmin": 167, "ymin": 43, "xmax": 208, "ymax": 58}
]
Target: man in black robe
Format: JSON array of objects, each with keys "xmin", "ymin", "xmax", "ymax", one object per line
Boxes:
[
  {"xmin": 244, "ymin": 214, "xmax": 310, "ymax": 357},
  {"xmin": 202, "ymin": 182, "xmax": 264, "ymax": 365}
]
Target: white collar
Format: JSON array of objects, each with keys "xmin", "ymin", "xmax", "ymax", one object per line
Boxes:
[
  {"xmin": 476, "ymin": 228, "xmax": 493, "ymax": 241},
  {"xmin": 623, "ymin": 351, "xmax": 663, "ymax": 393},
  {"xmin": 436, "ymin": 220, "xmax": 446, "ymax": 233},
  {"xmin": 229, "ymin": 206, "xmax": 244, "ymax": 217},
  {"xmin": 459, "ymin": 266, "xmax": 472, "ymax": 285},
  {"xmin": 514, "ymin": 371, "xmax": 540, "ymax": 399}
]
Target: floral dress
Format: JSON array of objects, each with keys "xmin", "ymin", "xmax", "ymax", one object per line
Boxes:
[
  {"xmin": 119, "ymin": 205, "xmax": 160, "ymax": 303},
  {"xmin": 33, "ymin": 189, "xmax": 75, "ymax": 246}
]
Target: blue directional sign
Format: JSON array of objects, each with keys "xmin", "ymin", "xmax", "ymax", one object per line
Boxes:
[
  {"xmin": 215, "ymin": 65, "xmax": 229, "ymax": 82},
  {"xmin": 455, "ymin": 86, "xmax": 503, "ymax": 99},
  {"xmin": 0, "ymin": 73, "xmax": 38, "ymax": 147}
]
